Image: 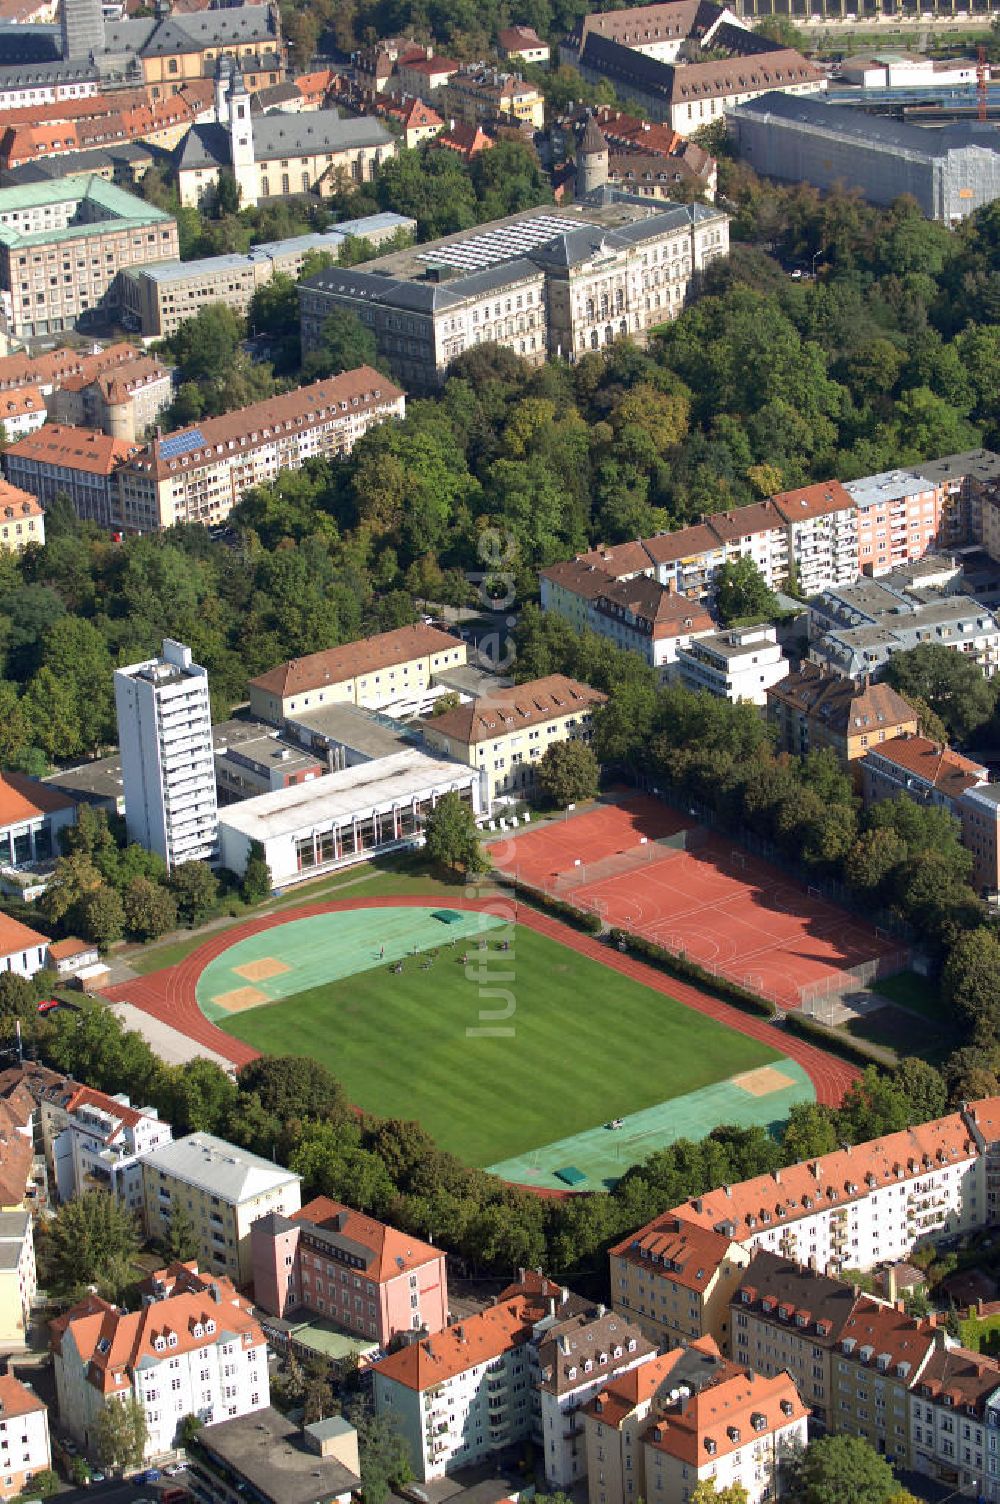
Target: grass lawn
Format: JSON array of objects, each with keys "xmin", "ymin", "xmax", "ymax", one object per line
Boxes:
[
  {"xmin": 872, "ymin": 971, "xmax": 949, "ymax": 1025},
  {"xmin": 216, "ymin": 924, "xmax": 781, "ymax": 1166}
]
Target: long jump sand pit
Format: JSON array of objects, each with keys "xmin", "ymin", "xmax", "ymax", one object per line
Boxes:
[
  {"xmin": 234, "ymin": 957, "xmax": 292, "ymax": 983},
  {"xmin": 213, "ymin": 985, "xmax": 268, "ymax": 1013},
  {"xmin": 732, "ymin": 1064, "xmax": 798, "ymax": 1097}
]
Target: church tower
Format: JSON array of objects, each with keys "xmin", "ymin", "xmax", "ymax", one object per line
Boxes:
[
  {"xmin": 227, "ymin": 66, "xmax": 257, "ymax": 207},
  {"xmin": 577, "ymin": 115, "xmax": 609, "ymax": 199}
]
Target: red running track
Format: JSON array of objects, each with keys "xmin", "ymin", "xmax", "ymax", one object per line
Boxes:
[{"xmin": 103, "ymin": 895, "xmax": 858, "ymax": 1107}]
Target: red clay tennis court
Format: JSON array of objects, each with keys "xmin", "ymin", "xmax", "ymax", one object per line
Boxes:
[{"xmin": 494, "ymin": 796, "xmax": 905, "ymax": 1011}]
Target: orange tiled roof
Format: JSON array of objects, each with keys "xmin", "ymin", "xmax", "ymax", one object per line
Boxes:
[
  {"xmin": 373, "ymin": 1284, "xmax": 548, "ymax": 1390},
  {"xmin": 864, "ymin": 734, "xmax": 986, "ymax": 800},
  {"xmin": 575, "ymin": 539, "xmax": 657, "ymax": 575},
  {"xmin": 52, "ymin": 1285, "xmax": 262, "ymax": 1394},
  {"xmin": 436, "ymin": 122, "xmax": 494, "ymax": 156},
  {"xmin": 646, "ymin": 1368, "xmax": 807, "ymax": 1466},
  {"xmin": 250, "ymin": 621, "xmax": 456, "ymax": 700},
  {"xmin": 770, "ymin": 480, "xmax": 856, "ymax": 524},
  {"xmin": 611, "ymin": 1215, "xmax": 740, "ymax": 1292},
  {"xmin": 0, "ymin": 912, "xmax": 48, "ymax": 961},
  {"xmin": 294, "ymin": 1195, "xmax": 443, "ymax": 1281},
  {"xmin": 0, "ymin": 387, "xmax": 44, "ymax": 421},
  {"xmin": 585, "ymin": 1342, "xmax": 719, "ymax": 1428},
  {"xmin": 0, "ymin": 1375, "xmax": 45, "ymax": 1420},
  {"xmin": 672, "ymin": 1114, "xmax": 977, "ymax": 1243},
  {"xmin": 4, "ymin": 425, "xmax": 138, "ymax": 477},
  {"xmin": 838, "ymin": 1294, "xmax": 936, "ymax": 1377},
  {"xmin": 423, "ymin": 674, "xmax": 606, "ymax": 746},
  {"xmin": 0, "ymin": 771, "xmax": 74, "ymax": 829},
  {"xmin": 0, "ymin": 482, "xmax": 43, "ymax": 522}
]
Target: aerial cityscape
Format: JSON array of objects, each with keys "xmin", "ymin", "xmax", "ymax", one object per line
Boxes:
[{"xmin": 1, "ymin": 0, "xmax": 1000, "ymax": 1500}]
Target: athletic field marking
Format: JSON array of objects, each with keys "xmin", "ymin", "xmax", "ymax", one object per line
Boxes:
[
  {"xmin": 213, "ymin": 985, "xmax": 268, "ymax": 1012},
  {"xmin": 234, "ymin": 957, "xmax": 291, "ymax": 983},
  {"xmin": 732, "ymin": 1065, "xmax": 797, "ymax": 1097}
]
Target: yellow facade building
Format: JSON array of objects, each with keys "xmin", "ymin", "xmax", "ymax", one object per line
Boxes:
[{"xmin": 420, "ymin": 673, "xmax": 606, "ymax": 808}]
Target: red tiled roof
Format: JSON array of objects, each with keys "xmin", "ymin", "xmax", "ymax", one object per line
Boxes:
[
  {"xmin": 585, "ymin": 1343, "xmax": 717, "ymax": 1428},
  {"xmin": 47, "ymin": 937, "xmax": 95, "ymax": 961},
  {"xmin": 611, "ymin": 1215, "xmax": 741, "ymax": 1292},
  {"xmin": 770, "ymin": 480, "xmax": 855, "ymax": 524},
  {"xmin": 373, "ymin": 1282, "xmax": 550, "ymax": 1390},
  {"xmin": 4, "ymin": 425, "xmax": 137, "ymax": 477},
  {"xmin": 864, "ymin": 735, "xmax": 986, "ymax": 800},
  {"xmin": 0, "ymin": 1375, "xmax": 45, "ymax": 1420},
  {"xmin": 249, "ymin": 621, "xmax": 459, "ymax": 700},
  {"xmin": 0, "ymin": 483, "xmax": 44, "ymax": 522},
  {"xmin": 0, "ymin": 772, "xmax": 73, "ymax": 829},
  {"xmin": 436, "ymin": 122, "xmax": 494, "ymax": 156},
  {"xmin": 294, "ymin": 1195, "xmax": 442, "ymax": 1281},
  {"xmin": 575, "ymin": 539, "xmax": 656, "ymax": 576},
  {"xmin": 641, "ymin": 524, "xmax": 723, "ymax": 566},
  {"xmin": 646, "ymin": 1368, "xmax": 807, "ymax": 1466},
  {"xmin": 0, "ymin": 912, "xmax": 48, "ymax": 961},
  {"xmin": 498, "ymin": 24, "xmax": 546, "ymax": 48},
  {"xmin": 838, "ymin": 1295, "xmax": 936, "ymax": 1377},
  {"xmin": 402, "ymin": 56, "xmax": 459, "ymax": 76}
]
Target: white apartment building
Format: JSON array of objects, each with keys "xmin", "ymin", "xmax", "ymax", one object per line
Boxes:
[
  {"xmin": 537, "ymin": 1307, "xmax": 655, "ymax": 1490},
  {"xmin": 118, "ymin": 368, "xmax": 405, "ymax": 531},
  {"xmin": 139, "ymin": 1133, "xmax": 301, "ymax": 1287},
  {"xmin": 0, "ymin": 1375, "xmax": 51, "ymax": 1501},
  {"xmin": 114, "ymin": 638, "xmax": 218, "ymax": 872},
  {"xmin": 0, "ymin": 1212, "xmax": 37, "ymax": 1352},
  {"xmin": 34, "ymin": 1079, "xmax": 171, "ymax": 1215},
  {"xmin": 676, "ymin": 625, "xmax": 789, "ymax": 706},
  {"xmin": 52, "ymin": 1282, "xmax": 268, "ymax": 1461}
]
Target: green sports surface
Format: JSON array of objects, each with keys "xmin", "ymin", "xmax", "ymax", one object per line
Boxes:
[{"xmin": 199, "ymin": 906, "xmax": 812, "ymax": 1177}]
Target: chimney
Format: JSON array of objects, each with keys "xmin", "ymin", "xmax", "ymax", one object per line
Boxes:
[
  {"xmin": 561, "ymin": 1287, "xmax": 570, "ymax": 1306},
  {"xmin": 886, "ymin": 1265, "xmax": 897, "ymax": 1305}
]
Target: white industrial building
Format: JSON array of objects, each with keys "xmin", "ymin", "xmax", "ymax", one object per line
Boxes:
[
  {"xmin": 114, "ymin": 638, "xmax": 218, "ymax": 871},
  {"xmin": 216, "ymin": 749, "xmax": 481, "ymax": 889}
]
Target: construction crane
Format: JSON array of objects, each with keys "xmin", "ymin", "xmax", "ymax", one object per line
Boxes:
[{"xmin": 978, "ymin": 43, "xmax": 989, "ymax": 124}]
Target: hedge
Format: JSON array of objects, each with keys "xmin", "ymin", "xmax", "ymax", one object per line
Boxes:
[
  {"xmin": 493, "ymin": 874, "xmax": 605, "ymax": 934},
  {"xmin": 608, "ymin": 928, "xmax": 777, "ymax": 1020},
  {"xmin": 783, "ymin": 1010, "xmax": 891, "ymax": 1068}
]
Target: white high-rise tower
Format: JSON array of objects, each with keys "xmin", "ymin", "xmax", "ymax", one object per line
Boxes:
[{"xmin": 114, "ymin": 638, "xmax": 218, "ymax": 871}]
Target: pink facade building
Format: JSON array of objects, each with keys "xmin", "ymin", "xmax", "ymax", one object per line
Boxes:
[
  {"xmin": 846, "ymin": 468, "xmax": 943, "ymax": 576},
  {"xmin": 250, "ymin": 1196, "xmax": 449, "ymax": 1344}
]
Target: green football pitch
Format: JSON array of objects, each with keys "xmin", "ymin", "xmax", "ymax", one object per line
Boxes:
[{"xmin": 199, "ymin": 907, "xmax": 807, "ymax": 1174}]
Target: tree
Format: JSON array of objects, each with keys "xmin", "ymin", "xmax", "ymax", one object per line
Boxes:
[
  {"xmin": 40, "ymin": 1190, "xmax": 139, "ymax": 1300},
  {"xmin": 168, "ymin": 861, "xmax": 219, "ymax": 927},
  {"xmin": 20, "ymin": 1468, "xmax": 59, "ymax": 1497},
  {"xmin": 302, "ymin": 308, "xmax": 379, "ymax": 381},
  {"xmin": 783, "ymin": 1433, "xmax": 903, "ymax": 1504},
  {"xmin": 423, "ymin": 792, "xmax": 489, "ymax": 875},
  {"xmin": 241, "ymin": 839, "xmax": 273, "ymax": 903},
  {"xmin": 165, "ymin": 303, "xmax": 245, "ymax": 386},
  {"xmin": 884, "ymin": 642, "xmax": 997, "ymax": 743},
  {"xmin": 95, "ymin": 1394, "xmax": 148, "ymax": 1472},
  {"xmin": 537, "ymin": 740, "xmax": 600, "ymax": 807},
  {"xmin": 691, "ymin": 1483, "xmax": 749, "ymax": 1504},
  {"xmin": 74, "ymin": 885, "xmax": 125, "ymax": 948},
  {"xmin": 0, "ymin": 973, "xmax": 41, "ymax": 1025},
  {"xmin": 942, "ymin": 926, "xmax": 1000, "ymax": 1040},
  {"xmin": 178, "ymin": 1413, "xmax": 203, "ymax": 1449},
  {"xmin": 122, "ymin": 877, "xmax": 177, "ymax": 943},
  {"xmin": 350, "ymin": 1408, "xmax": 413, "ymax": 1504},
  {"xmin": 713, "ymin": 557, "xmax": 780, "ymax": 625},
  {"xmin": 237, "ymin": 1056, "xmax": 347, "ymax": 1123},
  {"xmin": 166, "ymin": 1201, "xmax": 199, "ymax": 1263}
]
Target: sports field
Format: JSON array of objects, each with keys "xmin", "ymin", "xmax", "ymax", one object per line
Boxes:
[
  {"xmin": 197, "ymin": 905, "xmax": 812, "ymax": 1179},
  {"xmin": 494, "ymin": 796, "xmax": 905, "ymax": 1010}
]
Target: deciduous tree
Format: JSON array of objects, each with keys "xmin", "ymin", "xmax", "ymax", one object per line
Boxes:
[
  {"xmin": 96, "ymin": 1394, "xmax": 148, "ymax": 1472},
  {"xmin": 423, "ymin": 792, "xmax": 489, "ymax": 875},
  {"xmin": 537, "ymin": 740, "xmax": 599, "ymax": 807}
]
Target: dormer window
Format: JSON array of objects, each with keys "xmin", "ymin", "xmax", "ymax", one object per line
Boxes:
[
  {"xmin": 167, "ymin": 1332, "xmax": 178, "ymax": 1348},
  {"xmin": 567, "ymin": 1367, "xmax": 577, "ymax": 1380},
  {"xmin": 584, "ymin": 1360, "xmax": 593, "ymax": 1374},
  {"xmin": 206, "ymin": 1320, "xmax": 216, "ymax": 1334},
  {"xmin": 154, "ymin": 1336, "xmax": 165, "ymax": 1352},
  {"xmin": 627, "ymin": 1338, "xmax": 636, "ymax": 1352},
  {"xmin": 192, "ymin": 1324, "xmax": 203, "ymax": 1339}
]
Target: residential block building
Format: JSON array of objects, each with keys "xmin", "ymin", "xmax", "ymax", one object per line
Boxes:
[
  {"xmin": 0, "ymin": 340, "xmax": 171, "ymax": 441},
  {"xmin": 730, "ymin": 1253, "xmax": 860, "ymax": 1430},
  {"xmin": 0, "ymin": 389, "xmax": 45, "ymax": 443},
  {"xmin": 0, "ymin": 1212, "xmax": 37, "ymax": 1351},
  {"xmin": 766, "ymin": 664, "xmax": 920, "ymax": 771},
  {"xmin": 248, "ymin": 623, "xmax": 466, "ymax": 725},
  {"xmin": 188, "ymin": 1408, "xmax": 361, "ymax": 1504},
  {"xmin": 420, "ymin": 674, "xmax": 606, "ymax": 806},
  {"xmin": 51, "ymin": 1279, "xmax": 268, "ymax": 1461},
  {"xmin": 583, "ymin": 1340, "xmax": 726, "ymax": 1504},
  {"xmin": 31, "ymin": 1072, "xmax": 171, "ymax": 1214},
  {"xmin": 372, "ymin": 1272, "xmax": 652, "ymax": 1486},
  {"xmin": 0, "ymin": 175, "xmax": 178, "ymax": 339},
  {"xmin": 0, "ymin": 771, "xmax": 75, "ymax": 870},
  {"xmin": 114, "ymin": 637, "xmax": 218, "ymax": 871},
  {"xmin": 609, "ymin": 1214, "xmax": 753, "ymax": 1354},
  {"xmin": 3, "ymin": 424, "xmax": 138, "ymax": 528},
  {"xmin": 613, "ymin": 1111, "xmax": 988, "ymax": 1352},
  {"xmin": 498, "ymin": 26, "xmax": 550, "ymax": 65},
  {"xmin": 250, "ymin": 1194, "xmax": 449, "ymax": 1345},
  {"xmin": 807, "ymin": 564, "xmax": 1000, "ymax": 681},
  {"xmin": 847, "ymin": 467, "xmax": 946, "ymax": 575},
  {"xmin": 299, "ymin": 201, "xmax": 729, "ymax": 392},
  {"xmin": 443, "ymin": 65, "xmax": 545, "ymax": 129},
  {"xmin": 0, "ymin": 1375, "xmax": 50, "ymax": 1501},
  {"xmin": 539, "ymin": 558, "xmax": 715, "ymax": 679},
  {"xmin": 139, "ymin": 1132, "xmax": 301, "ymax": 1287},
  {"xmin": 675, "ymin": 624, "xmax": 788, "ymax": 706},
  {"xmin": 117, "ymin": 368, "xmax": 405, "ymax": 532}
]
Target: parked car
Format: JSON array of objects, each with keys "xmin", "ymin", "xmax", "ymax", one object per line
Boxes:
[
  {"xmin": 36, "ymin": 999, "xmax": 60, "ymax": 1014},
  {"xmin": 133, "ymin": 1468, "xmax": 161, "ymax": 1484}
]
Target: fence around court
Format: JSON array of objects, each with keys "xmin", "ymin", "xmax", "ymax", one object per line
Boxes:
[{"xmin": 552, "ymin": 825, "xmax": 709, "ymax": 894}]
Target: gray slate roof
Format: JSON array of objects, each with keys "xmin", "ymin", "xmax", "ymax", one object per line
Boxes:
[{"xmin": 733, "ymin": 89, "xmax": 1000, "ymax": 158}]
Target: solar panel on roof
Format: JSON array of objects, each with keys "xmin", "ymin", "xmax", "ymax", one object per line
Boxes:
[
  {"xmin": 159, "ymin": 427, "xmax": 205, "ymax": 460},
  {"xmin": 415, "ymin": 213, "xmax": 596, "ymax": 272}
]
